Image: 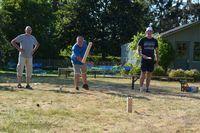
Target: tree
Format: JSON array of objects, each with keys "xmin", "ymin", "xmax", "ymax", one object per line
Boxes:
[
  {"xmin": 1, "ymin": 0, "xmax": 56, "ymax": 59},
  {"xmin": 149, "ymin": 0, "xmax": 200, "ymax": 32},
  {"xmin": 56, "ymin": 0, "xmax": 150, "ymax": 59},
  {"xmin": 0, "ymin": 9, "xmax": 13, "ymax": 66}
]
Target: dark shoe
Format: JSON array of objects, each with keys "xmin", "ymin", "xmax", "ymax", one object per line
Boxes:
[
  {"xmin": 75, "ymin": 87, "xmax": 79, "ymax": 90},
  {"xmin": 25, "ymin": 84, "xmax": 33, "ymax": 90},
  {"xmin": 146, "ymin": 88, "xmax": 150, "ymax": 93},
  {"xmin": 82, "ymin": 84, "xmax": 89, "ymax": 90},
  {"xmin": 17, "ymin": 84, "xmax": 23, "ymax": 88}
]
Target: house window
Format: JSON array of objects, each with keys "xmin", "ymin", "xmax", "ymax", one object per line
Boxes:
[
  {"xmin": 193, "ymin": 42, "xmax": 200, "ymax": 61},
  {"xmin": 176, "ymin": 42, "xmax": 187, "ymax": 57}
]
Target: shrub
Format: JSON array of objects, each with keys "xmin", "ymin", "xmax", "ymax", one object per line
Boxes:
[
  {"xmin": 168, "ymin": 69, "xmax": 200, "ymax": 80},
  {"xmin": 129, "ymin": 65, "xmax": 141, "ymax": 75},
  {"xmin": 88, "ymin": 55, "xmax": 120, "ymax": 64},
  {"xmin": 153, "ymin": 66, "xmax": 166, "ymax": 76},
  {"xmin": 185, "ymin": 69, "xmax": 200, "ymax": 80},
  {"xmin": 120, "ymin": 63, "xmax": 141, "ymax": 75},
  {"xmin": 120, "ymin": 69, "xmax": 129, "ymax": 75},
  {"xmin": 168, "ymin": 69, "xmax": 185, "ymax": 77},
  {"xmin": 157, "ymin": 37, "xmax": 175, "ymax": 72}
]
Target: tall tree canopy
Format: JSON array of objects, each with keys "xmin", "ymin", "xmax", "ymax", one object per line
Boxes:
[
  {"xmin": 54, "ymin": 0, "xmax": 150, "ymax": 58},
  {"xmin": 1, "ymin": 0, "xmax": 56, "ymax": 59},
  {"xmin": 0, "ymin": 0, "xmax": 199, "ymax": 61},
  {"xmin": 149, "ymin": 0, "xmax": 200, "ymax": 32}
]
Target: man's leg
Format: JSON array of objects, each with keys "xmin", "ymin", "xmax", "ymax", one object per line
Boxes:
[
  {"xmin": 81, "ymin": 64, "xmax": 89, "ymax": 90},
  {"xmin": 146, "ymin": 61, "xmax": 154, "ymax": 92},
  {"xmin": 73, "ymin": 64, "xmax": 81, "ymax": 90},
  {"xmin": 140, "ymin": 61, "xmax": 147, "ymax": 92},
  {"xmin": 74, "ymin": 74, "xmax": 80, "ymax": 90},
  {"xmin": 146, "ymin": 72, "xmax": 152, "ymax": 92},
  {"xmin": 17, "ymin": 56, "xmax": 25, "ymax": 88},
  {"xmin": 25, "ymin": 58, "xmax": 33, "ymax": 89},
  {"xmin": 140, "ymin": 71, "xmax": 146, "ymax": 92}
]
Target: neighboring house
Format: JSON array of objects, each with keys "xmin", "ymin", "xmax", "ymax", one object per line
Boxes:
[
  {"xmin": 121, "ymin": 43, "xmax": 136, "ymax": 64},
  {"xmin": 160, "ymin": 21, "xmax": 200, "ymax": 70}
]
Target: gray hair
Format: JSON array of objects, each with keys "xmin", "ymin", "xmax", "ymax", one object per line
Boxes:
[{"xmin": 76, "ymin": 36, "xmax": 84, "ymax": 40}]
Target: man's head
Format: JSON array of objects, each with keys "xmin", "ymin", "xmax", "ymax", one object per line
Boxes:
[
  {"xmin": 145, "ymin": 27, "xmax": 153, "ymax": 39},
  {"xmin": 25, "ymin": 26, "xmax": 32, "ymax": 35},
  {"xmin": 76, "ymin": 36, "xmax": 84, "ymax": 47}
]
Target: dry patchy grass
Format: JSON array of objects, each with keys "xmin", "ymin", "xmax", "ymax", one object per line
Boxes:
[{"xmin": 0, "ymin": 74, "xmax": 200, "ymax": 133}]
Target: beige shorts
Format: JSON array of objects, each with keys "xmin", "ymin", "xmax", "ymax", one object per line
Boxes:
[
  {"xmin": 17, "ymin": 56, "xmax": 32, "ymax": 78},
  {"xmin": 73, "ymin": 64, "xmax": 87, "ymax": 74}
]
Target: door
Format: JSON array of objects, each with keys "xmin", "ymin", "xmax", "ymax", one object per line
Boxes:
[{"xmin": 174, "ymin": 41, "xmax": 190, "ymax": 69}]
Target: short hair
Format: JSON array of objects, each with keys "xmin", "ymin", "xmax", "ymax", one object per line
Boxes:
[{"xmin": 76, "ymin": 36, "xmax": 84, "ymax": 40}]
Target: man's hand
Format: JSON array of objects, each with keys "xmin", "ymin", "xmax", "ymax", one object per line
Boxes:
[
  {"xmin": 142, "ymin": 54, "xmax": 152, "ymax": 60},
  {"xmin": 89, "ymin": 42, "xmax": 93, "ymax": 45},
  {"xmin": 18, "ymin": 48, "xmax": 24, "ymax": 53},
  {"xmin": 77, "ymin": 56, "xmax": 83, "ymax": 62},
  {"xmin": 32, "ymin": 50, "xmax": 35, "ymax": 55},
  {"xmin": 32, "ymin": 43, "xmax": 40, "ymax": 55}
]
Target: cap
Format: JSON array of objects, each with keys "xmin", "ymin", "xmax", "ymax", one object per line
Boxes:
[{"xmin": 146, "ymin": 27, "xmax": 153, "ymax": 32}]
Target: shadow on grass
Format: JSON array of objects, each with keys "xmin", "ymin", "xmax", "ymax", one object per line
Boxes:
[
  {"xmin": 151, "ymin": 89, "xmax": 200, "ymax": 100},
  {"xmin": 0, "ymin": 86, "xmax": 23, "ymax": 92},
  {"xmin": 104, "ymin": 91, "xmax": 151, "ymax": 101},
  {"xmin": 1, "ymin": 73, "xmax": 199, "ymax": 100},
  {"xmin": 0, "ymin": 73, "xmax": 71, "ymax": 85},
  {"xmin": 145, "ymin": 86, "xmax": 200, "ymax": 100},
  {"xmin": 46, "ymin": 89, "xmax": 90, "ymax": 95}
]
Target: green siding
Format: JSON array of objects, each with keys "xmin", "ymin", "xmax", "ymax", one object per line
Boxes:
[{"xmin": 162, "ymin": 23, "xmax": 200, "ymax": 70}]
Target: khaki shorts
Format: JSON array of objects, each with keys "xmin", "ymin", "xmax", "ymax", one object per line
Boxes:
[
  {"xmin": 72, "ymin": 64, "xmax": 87, "ymax": 74},
  {"xmin": 17, "ymin": 56, "xmax": 32, "ymax": 78}
]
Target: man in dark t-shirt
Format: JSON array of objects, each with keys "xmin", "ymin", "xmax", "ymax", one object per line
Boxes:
[{"xmin": 137, "ymin": 27, "xmax": 159, "ymax": 92}]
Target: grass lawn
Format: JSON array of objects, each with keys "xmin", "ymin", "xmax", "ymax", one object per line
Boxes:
[{"xmin": 0, "ymin": 73, "xmax": 200, "ymax": 133}]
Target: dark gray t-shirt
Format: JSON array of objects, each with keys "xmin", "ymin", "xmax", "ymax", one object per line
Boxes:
[
  {"xmin": 138, "ymin": 37, "xmax": 158, "ymax": 60},
  {"xmin": 15, "ymin": 34, "xmax": 38, "ymax": 58}
]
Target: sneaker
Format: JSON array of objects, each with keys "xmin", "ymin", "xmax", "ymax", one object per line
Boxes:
[
  {"xmin": 75, "ymin": 87, "xmax": 79, "ymax": 90},
  {"xmin": 146, "ymin": 88, "xmax": 150, "ymax": 93},
  {"xmin": 25, "ymin": 84, "xmax": 33, "ymax": 90},
  {"xmin": 82, "ymin": 84, "xmax": 89, "ymax": 90},
  {"xmin": 17, "ymin": 84, "xmax": 23, "ymax": 88}
]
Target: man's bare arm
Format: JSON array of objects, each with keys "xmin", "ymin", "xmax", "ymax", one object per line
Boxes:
[
  {"xmin": 11, "ymin": 39, "xmax": 23, "ymax": 52},
  {"xmin": 32, "ymin": 43, "xmax": 40, "ymax": 55}
]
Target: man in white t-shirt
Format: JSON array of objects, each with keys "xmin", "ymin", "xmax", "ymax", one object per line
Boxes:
[{"xmin": 11, "ymin": 26, "xmax": 40, "ymax": 89}]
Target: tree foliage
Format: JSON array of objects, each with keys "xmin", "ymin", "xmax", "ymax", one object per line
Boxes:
[
  {"xmin": 0, "ymin": 0, "xmax": 198, "ymax": 62},
  {"xmin": 55, "ymin": 0, "xmax": 150, "ymax": 59},
  {"xmin": 1, "ymin": 0, "xmax": 57, "ymax": 59},
  {"xmin": 157, "ymin": 37, "xmax": 175, "ymax": 71},
  {"xmin": 149, "ymin": 0, "xmax": 200, "ymax": 32}
]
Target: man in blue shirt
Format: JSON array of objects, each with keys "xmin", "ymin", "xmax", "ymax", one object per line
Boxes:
[
  {"xmin": 137, "ymin": 26, "xmax": 159, "ymax": 92},
  {"xmin": 71, "ymin": 36, "xmax": 93, "ymax": 90}
]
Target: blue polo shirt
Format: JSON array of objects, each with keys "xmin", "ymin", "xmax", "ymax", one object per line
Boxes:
[{"xmin": 71, "ymin": 41, "xmax": 87, "ymax": 65}]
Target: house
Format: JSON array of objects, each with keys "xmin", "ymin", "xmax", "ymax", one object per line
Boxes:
[{"xmin": 160, "ymin": 21, "xmax": 200, "ymax": 70}]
